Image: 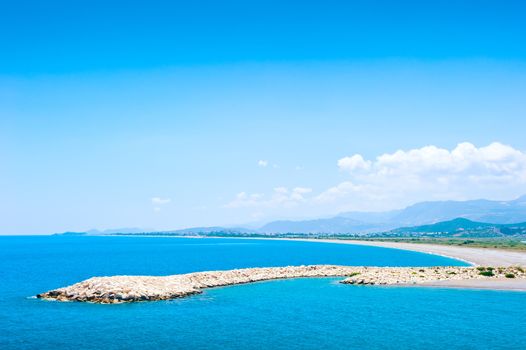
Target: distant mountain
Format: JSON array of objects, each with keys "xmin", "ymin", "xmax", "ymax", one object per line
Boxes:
[
  {"xmin": 337, "ymin": 210, "xmax": 402, "ymax": 223},
  {"xmin": 385, "ymin": 195, "xmax": 526, "ymax": 226},
  {"xmin": 57, "ymin": 231, "xmax": 88, "ymax": 236},
  {"xmin": 259, "ymin": 217, "xmax": 391, "ymax": 234},
  {"xmin": 392, "ymin": 218, "xmax": 496, "ymax": 233},
  {"xmin": 389, "ymin": 217, "xmax": 526, "ymax": 237},
  {"xmin": 256, "ymin": 195, "xmax": 526, "ymax": 234},
  {"xmin": 165, "ymin": 226, "xmax": 256, "ymax": 235},
  {"xmin": 56, "ymin": 228, "xmax": 153, "ymax": 235},
  {"xmin": 87, "ymin": 228, "xmax": 153, "ymax": 234},
  {"xmin": 58, "ymin": 226, "xmax": 256, "ymax": 236},
  {"xmin": 55, "ymin": 195, "xmax": 526, "ymax": 236}
]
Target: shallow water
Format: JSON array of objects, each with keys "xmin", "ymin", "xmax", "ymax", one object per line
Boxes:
[{"xmin": 1, "ymin": 236, "xmax": 524, "ymax": 349}]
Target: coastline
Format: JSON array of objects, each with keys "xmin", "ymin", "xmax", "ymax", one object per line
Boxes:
[
  {"xmin": 132, "ymin": 235, "xmax": 526, "ymax": 266},
  {"xmin": 55, "ymin": 235, "xmax": 526, "ymax": 296},
  {"xmin": 105, "ymin": 234, "xmax": 526, "ymax": 266},
  {"xmin": 304, "ymin": 239, "xmax": 526, "ymax": 267}
]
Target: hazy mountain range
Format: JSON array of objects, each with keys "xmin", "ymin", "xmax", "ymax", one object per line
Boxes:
[
  {"xmin": 254, "ymin": 195, "xmax": 526, "ymax": 234},
  {"xmin": 62, "ymin": 195, "xmax": 526, "ymax": 236}
]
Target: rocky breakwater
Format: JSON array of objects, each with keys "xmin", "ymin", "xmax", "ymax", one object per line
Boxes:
[
  {"xmin": 37, "ymin": 265, "xmax": 526, "ymax": 303},
  {"xmin": 340, "ymin": 266, "xmax": 526, "ymax": 285}
]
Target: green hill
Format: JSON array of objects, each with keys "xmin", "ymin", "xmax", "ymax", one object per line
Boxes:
[{"xmin": 389, "ymin": 218, "xmax": 526, "ymax": 237}]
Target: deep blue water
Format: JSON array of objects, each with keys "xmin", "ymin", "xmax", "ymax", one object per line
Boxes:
[{"xmin": 1, "ymin": 236, "xmax": 525, "ymax": 349}]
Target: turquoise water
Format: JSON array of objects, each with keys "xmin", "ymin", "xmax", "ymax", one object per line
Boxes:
[{"xmin": 1, "ymin": 236, "xmax": 525, "ymax": 349}]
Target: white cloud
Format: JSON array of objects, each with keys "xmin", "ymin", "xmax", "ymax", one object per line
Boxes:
[
  {"xmin": 226, "ymin": 142, "xmax": 526, "ymax": 215},
  {"xmin": 224, "ymin": 192, "xmax": 264, "ymax": 208},
  {"xmin": 337, "ymin": 154, "xmax": 371, "ymax": 172},
  {"xmin": 258, "ymin": 160, "xmax": 268, "ymax": 167},
  {"xmin": 315, "ymin": 181, "xmax": 370, "ymax": 203},
  {"xmin": 151, "ymin": 197, "xmax": 171, "ymax": 205},
  {"xmin": 225, "ymin": 187, "xmax": 312, "ymax": 209},
  {"xmin": 323, "ymin": 142, "xmax": 526, "ymax": 210},
  {"xmin": 338, "ymin": 142, "xmax": 526, "ymax": 181}
]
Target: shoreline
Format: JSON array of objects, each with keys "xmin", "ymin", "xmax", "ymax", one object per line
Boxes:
[
  {"xmin": 160, "ymin": 235, "xmax": 526, "ymax": 267},
  {"xmin": 39, "ymin": 234, "xmax": 526, "ymax": 301},
  {"xmin": 305, "ymin": 239, "xmax": 526, "ymax": 267},
  {"xmin": 107, "ymin": 235, "xmax": 526, "ymax": 267},
  {"xmin": 265, "ymin": 238, "xmax": 478, "ymax": 266}
]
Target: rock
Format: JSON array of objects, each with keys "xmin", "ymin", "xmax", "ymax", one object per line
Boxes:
[{"xmin": 36, "ymin": 265, "xmax": 526, "ymax": 303}]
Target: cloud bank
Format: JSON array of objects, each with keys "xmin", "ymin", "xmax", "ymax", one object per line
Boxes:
[
  {"xmin": 225, "ymin": 187, "xmax": 312, "ymax": 209},
  {"xmin": 338, "ymin": 142, "xmax": 526, "ymax": 180},
  {"xmin": 321, "ymin": 142, "xmax": 526, "ymax": 209},
  {"xmin": 226, "ymin": 142, "xmax": 526, "ymax": 215}
]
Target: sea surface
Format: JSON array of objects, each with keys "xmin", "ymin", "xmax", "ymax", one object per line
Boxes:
[{"xmin": 1, "ymin": 235, "xmax": 525, "ymax": 349}]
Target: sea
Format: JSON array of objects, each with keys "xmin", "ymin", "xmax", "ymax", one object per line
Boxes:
[{"xmin": 1, "ymin": 235, "xmax": 525, "ymax": 349}]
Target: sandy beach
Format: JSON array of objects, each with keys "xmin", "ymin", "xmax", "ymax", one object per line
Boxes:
[
  {"xmin": 419, "ymin": 278, "xmax": 526, "ymax": 291},
  {"xmin": 160, "ymin": 235, "xmax": 526, "ymax": 267},
  {"xmin": 296, "ymin": 239, "xmax": 526, "ymax": 267},
  {"xmin": 300, "ymin": 239, "xmax": 526, "ymax": 291}
]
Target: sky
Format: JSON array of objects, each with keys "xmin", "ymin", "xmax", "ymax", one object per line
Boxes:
[{"xmin": 2, "ymin": 1, "xmax": 526, "ymax": 234}]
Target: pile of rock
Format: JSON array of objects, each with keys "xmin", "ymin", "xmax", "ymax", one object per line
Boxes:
[
  {"xmin": 36, "ymin": 265, "xmax": 526, "ymax": 303},
  {"xmin": 340, "ymin": 266, "xmax": 525, "ymax": 285}
]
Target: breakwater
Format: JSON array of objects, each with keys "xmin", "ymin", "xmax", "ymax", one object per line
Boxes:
[{"xmin": 37, "ymin": 265, "xmax": 526, "ymax": 303}]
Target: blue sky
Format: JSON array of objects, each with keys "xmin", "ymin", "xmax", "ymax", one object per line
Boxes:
[{"xmin": 2, "ymin": 1, "xmax": 526, "ymax": 234}]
